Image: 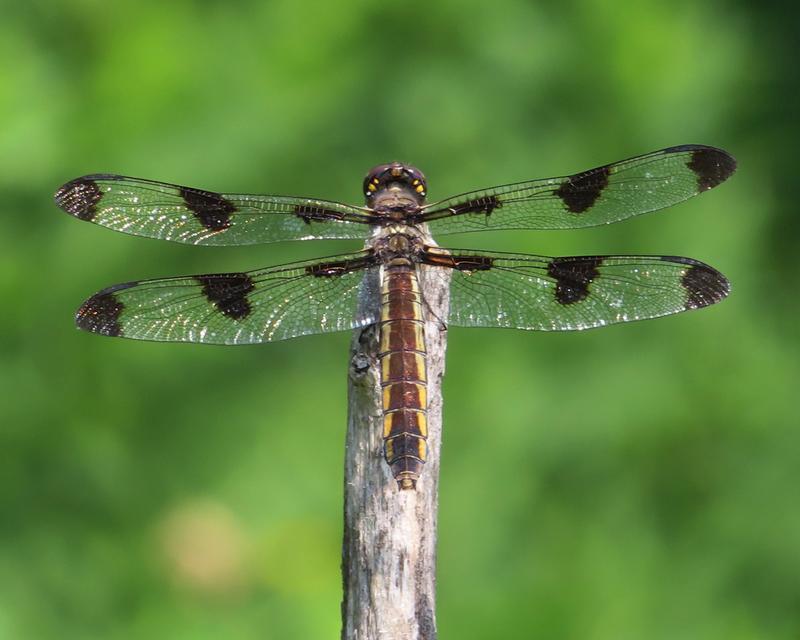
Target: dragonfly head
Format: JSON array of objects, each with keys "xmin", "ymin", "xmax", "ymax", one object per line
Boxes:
[{"xmin": 364, "ymin": 162, "xmax": 427, "ymax": 209}]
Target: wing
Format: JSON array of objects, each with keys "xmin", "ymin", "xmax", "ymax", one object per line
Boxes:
[
  {"xmin": 421, "ymin": 248, "xmax": 729, "ymax": 331},
  {"xmin": 420, "ymin": 145, "xmax": 736, "ymax": 235},
  {"xmin": 75, "ymin": 251, "xmax": 380, "ymax": 344},
  {"xmin": 54, "ymin": 174, "xmax": 375, "ymax": 245}
]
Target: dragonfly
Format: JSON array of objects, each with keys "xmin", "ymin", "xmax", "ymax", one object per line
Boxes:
[{"xmin": 55, "ymin": 144, "xmax": 735, "ymax": 490}]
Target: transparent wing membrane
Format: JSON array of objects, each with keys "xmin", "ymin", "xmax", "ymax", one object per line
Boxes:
[
  {"xmin": 55, "ymin": 174, "xmax": 374, "ymax": 245},
  {"xmin": 421, "ymin": 145, "xmax": 735, "ymax": 235},
  {"xmin": 75, "ymin": 252, "xmax": 380, "ymax": 344},
  {"xmin": 422, "ymin": 249, "xmax": 729, "ymax": 331}
]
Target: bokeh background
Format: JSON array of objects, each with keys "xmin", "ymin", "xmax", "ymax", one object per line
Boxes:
[{"xmin": 2, "ymin": 0, "xmax": 798, "ymax": 638}]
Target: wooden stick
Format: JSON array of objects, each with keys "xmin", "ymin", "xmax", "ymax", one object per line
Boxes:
[{"xmin": 341, "ymin": 265, "xmax": 450, "ymax": 640}]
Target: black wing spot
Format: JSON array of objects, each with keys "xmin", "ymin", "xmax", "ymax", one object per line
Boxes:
[
  {"xmin": 687, "ymin": 147, "xmax": 737, "ymax": 192},
  {"xmin": 197, "ymin": 273, "xmax": 255, "ymax": 320},
  {"xmin": 554, "ymin": 165, "xmax": 610, "ymax": 214},
  {"xmin": 294, "ymin": 204, "xmax": 346, "ymax": 224},
  {"xmin": 423, "ymin": 253, "xmax": 494, "ymax": 273},
  {"xmin": 451, "ymin": 255, "xmax": 493, "ymax": 272},
  {"xmin": 307, "ymin": 263, "xmax": 348, "ymax": 277},
  {"xmin": 180, "ymin": 187, "xmax": 235, "ymax": 232},
  {"xmin": 671, "ymin": 258, "xmax": 731, "ymax": 309},
  {"xmin": 76, "ymin": 290, "xmax": 125, "ymax": 336},
  {"xmin": 306, "ymin": 254, "xmax": 376, "ymax": 277},
  {"xmin": 547, "ymin": 257, "xmax": 603, "ymax": 305},
  {"xmin": 55, "ymin": 177, "xmax": 103, "ymax": 221},
  {"xmin": 450, "ymin": 195, "xmax": 501, "ymax": 216}
]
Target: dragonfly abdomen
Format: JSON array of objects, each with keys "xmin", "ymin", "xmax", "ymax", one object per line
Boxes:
[{"xmin": 378, "ymin": 264, "xmax": 428, "ymax": 490}]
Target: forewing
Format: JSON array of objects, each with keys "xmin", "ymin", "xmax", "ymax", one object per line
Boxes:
[
  {"xmin": 421, "ymin": 145, "xmax": 736, "ymax": 235},
  {"xmin": 75, "ymin": 252, "xmax": 380, "ymax": 344},
  {"xmin": 422, "ymin": 249, "xmax": 729, "ymax": 331},
  {"xmin": 55, "ymin": 174, "xmax": 374, "ymax": 245}
]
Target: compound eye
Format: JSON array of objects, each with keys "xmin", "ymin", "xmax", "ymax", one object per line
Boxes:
[{"xmin": 365, "ymin": 177, "xmax": 380, "ymax": 197}]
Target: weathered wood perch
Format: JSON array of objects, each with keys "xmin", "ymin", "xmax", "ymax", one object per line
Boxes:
[{"xmin": 341, "ymin": 265, "xmax": 450, "ymax": 640}]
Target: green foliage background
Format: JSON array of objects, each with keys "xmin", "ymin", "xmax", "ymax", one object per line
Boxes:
[{"xmin": 1, "ymin": 0, "xmax": 798, "ymax": 638}]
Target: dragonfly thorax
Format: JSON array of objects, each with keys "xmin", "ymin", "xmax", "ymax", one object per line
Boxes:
[{"xmin": 373, "ymin": 230, "xmax": 426, "ymax": 265}]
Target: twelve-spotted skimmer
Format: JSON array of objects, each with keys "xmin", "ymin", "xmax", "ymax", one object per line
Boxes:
[{"xmin": 55, "ymin": 145, "xmax": 735, "ymax": 489}]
